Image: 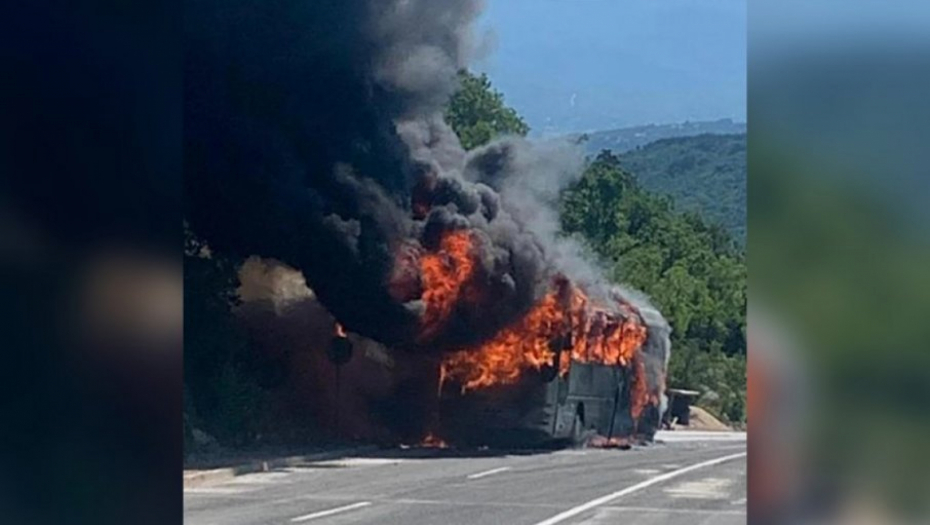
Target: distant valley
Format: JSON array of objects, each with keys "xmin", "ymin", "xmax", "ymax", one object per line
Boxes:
[
  {"xmin": 573, "ymin": 119, "xmax": 746, "ymax": 155},
  {"xmin": 568, "ymin": 121, "xmax": 747, "ymax": 244}
]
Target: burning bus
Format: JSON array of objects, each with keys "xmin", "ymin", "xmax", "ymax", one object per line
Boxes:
[
  {"xmin": 308, "ymin": 274, "xmax": 671, "ymax": 448},
  {"xmin": 187, "ymin": 0, "xmax": 673, "ymax": 450},
  {"xmin": 434, "ymin": 286, "xmax": 671, "ymax": 448},
  {"xmin": 236, "ymin": 259, "xmax": 670, "ymax": 449}
]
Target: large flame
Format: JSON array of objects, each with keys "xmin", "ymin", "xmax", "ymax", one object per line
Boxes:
[
  {"xmin": 564, "ymin": 291, "xmax": 647, "ymax": 373},
  {"xmin": 440, "ymin": 292, "xmax": 566, "ymax": 392},
  {"xmin": 439, "ymin": 280, "xmax": 649, "ymax": 397},
  {"xmin": 409, "ymin": 230, "xmax": 659, "ymax": 442},
  {"xmin": 418, "ymin": 230, "xmax": 476, "ymax": 342}
]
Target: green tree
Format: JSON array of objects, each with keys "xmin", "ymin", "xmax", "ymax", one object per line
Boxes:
[
  {"xmin": 184, "ymin": 224, "xmax": 265, "ymax": 449},
  {"xmin": 560, "ymin": 151, "xmax": 747, "ymax": 422},
  {"xmin": 445, "ymin": 70, "xmax": 530, "ymax": 150},
  {"xmin": 615, "ymin": 134, "xmax": 747, "ymax": 244}
]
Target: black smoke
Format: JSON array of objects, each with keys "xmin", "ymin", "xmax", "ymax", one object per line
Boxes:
[{"xmin": 185, "ymin": 0, "xmax": 570, "ymax": 350}]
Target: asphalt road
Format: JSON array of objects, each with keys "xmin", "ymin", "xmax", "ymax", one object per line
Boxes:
[{"xmin": 185, "ymin": 431, "xmax": 746, "ymax": 525}]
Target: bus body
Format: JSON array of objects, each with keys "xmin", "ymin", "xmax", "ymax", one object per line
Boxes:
[
  {"xmin": 438, "ymin": 306, "xmax": 669, "ymax": 448},
  {"xmin": 438, "ymin": 361, "xmax": 638, "ymax": 447}
]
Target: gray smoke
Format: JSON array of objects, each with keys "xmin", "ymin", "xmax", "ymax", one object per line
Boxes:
[
  {"xmin": 637, "ymin": 304, "xmax": 672, "ymax": 414},
  {"xmin": 185, "ymin": 0, "xmax": 655, "ymax": 353}
]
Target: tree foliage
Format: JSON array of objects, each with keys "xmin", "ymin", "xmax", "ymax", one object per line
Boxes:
[
  {"xmin": 184, "ymin": 225, "xmax": 265, "ymax": 449},
  {"xmin": 617, "ymin": 134, "xmax": 747, "ymax": 244},
  {"xmin": 559, "ymin": 151, "xmax": 747, "ymax": 422},
  {"xmin": 445, "ymin": 70, "xmax": 529, "ymax": 150}
]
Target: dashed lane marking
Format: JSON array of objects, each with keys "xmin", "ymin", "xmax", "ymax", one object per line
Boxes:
[
  {"xmin": 599, "ymin": 506, "xmax": 746, "ymax": 516},
  {"xmin": 466, "ymin": 467, "xmax": 512, "ymax": 480},
  {"xmin": 290, "ymin": 501, "xmax": 372, "ymax": 523},
  {"xmin": 664, "ymin": 477, "xmax": 733, "ymax": 500}
]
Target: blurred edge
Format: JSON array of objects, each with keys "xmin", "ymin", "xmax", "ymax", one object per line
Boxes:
[
  {"xmin": 4, "ymin": 0, "xmax": 930, "ymax": 523},
  {"xmin": 0, "ymin": 0, "xmax": 181, "ymax": 524},
  {"xmin": 750, "ymin": 0, "xmax": 930, "ymax": 523}
]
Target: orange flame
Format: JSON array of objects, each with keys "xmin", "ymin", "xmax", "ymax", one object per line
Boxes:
[
  {"xmin": 588, "ymin": 435, "xmax": 633, "ymax": 449},
  {"xmin": 565, "ymin": 291, "xmax": 647, "ymax": 372},
  {"xmin": 440, "ymin": 281, "xmax": 650, "ymax": 398},
  {"xmin": 408, "ymin": 230, "xmax": 658, "ymax": 422},
  {"xmin": 420, "ymin": 432, "xmax": 449, "ymax": 448},
  {"xmin": 418, "ymin": 231, "xmax": 476, "ymax": 342},
  {"xmin": 441, "ymin": 292, "xmax": 566, "ymax": 392},
  {"xmin": 630, "ymin": 356, "xmax": 649, "ymax": 421}
]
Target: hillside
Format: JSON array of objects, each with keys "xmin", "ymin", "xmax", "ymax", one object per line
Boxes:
[
  {"xmin": 576, "ymin": 119, "xmax": 746, "ymax": 155},
  {"xmin": 615, "ymin": 133, "xmax": 746, "ymax": 244},
  {"xmin": 561, "ymin": 151, "xmax": 747, "ymax": 423}
]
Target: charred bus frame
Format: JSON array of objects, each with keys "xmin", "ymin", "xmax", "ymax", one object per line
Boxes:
[{"xmin": 436, "ymin": 306, "xmax": 669, "ymax": 448}]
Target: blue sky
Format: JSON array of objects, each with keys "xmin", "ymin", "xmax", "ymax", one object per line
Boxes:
[{"xmin": 473, "ymin": 0, "xmax": 746, "ymax": 135}]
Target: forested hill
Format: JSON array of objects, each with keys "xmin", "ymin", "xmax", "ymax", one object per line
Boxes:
[
  {"xmin": 575, "ymin": 119, "xmax": 746, "ymax": 155},
  {"xmin": 616, "ymin": 133, "xmax": 747, "ymax": 244}
]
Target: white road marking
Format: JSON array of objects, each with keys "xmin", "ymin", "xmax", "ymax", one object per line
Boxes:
[
  {"xmin": 466, "ymin": 466, "xmax": 512, "ymax": 479},
  {"xmin": 290, "ymin": 501, "xmax": 372, "ymax": 522},
  {"xmin": 664, "ymin": 477, "xmax": 732, "ymax": 499},
  {"xmin": 184, "ymin": 486, "xmax": 255, "ymax": 495},
  {"xmin": 632, "ymin": 469, "xmax": 661, "ymax": 475},
  {"xmin": 599, "ymin": 506, "xmax": 746, "ymax": 516},
  {"xmin": 315, "ymin": 458, "xmax": 405, "ymax": 467},
  {"xmin": 228, "ymin": 472, "xmax": 291, "ymax": 484},
  {"xmin": 655, "ymin": 430, "xmax": 747, "ymax": 442},
  {"xmin": 531, "ymin": 452, "xmax": 747, "ymax": 525},
  {"xmin": 393, "ymin": 498, "xmax": 564, "ymax": 510}
]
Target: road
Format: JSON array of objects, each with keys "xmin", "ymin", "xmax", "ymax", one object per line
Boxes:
[{"xmin": 185, "ymin": 431, "xmax": 746, "ymax": 525}]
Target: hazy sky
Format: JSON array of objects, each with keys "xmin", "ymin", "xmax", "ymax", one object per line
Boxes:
[{"xmin": 473, "ymin": 0, "xmax": 747, "ymax": 135}]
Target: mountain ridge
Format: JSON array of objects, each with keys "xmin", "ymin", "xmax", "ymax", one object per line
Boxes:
[
  {"xmin": 571, "ymin": 119, "xmax": 746, "ymax": 155},
  {"xmin": 610, "ymin": 132, "xmax": 747, "ymax": 244}
]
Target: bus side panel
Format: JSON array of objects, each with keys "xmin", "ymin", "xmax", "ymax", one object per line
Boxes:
[
  {"xmin": 438, "ymin": 373, "xmax": 556, "ymax": 447},
  {"xmin": 566, "ymin": 363, "xmax": 626, "ymax": 437}
]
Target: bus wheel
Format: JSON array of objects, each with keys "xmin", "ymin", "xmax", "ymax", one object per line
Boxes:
[{"xmin": 571, "ymin": 414, "xmax": 585, "ymax": 446}]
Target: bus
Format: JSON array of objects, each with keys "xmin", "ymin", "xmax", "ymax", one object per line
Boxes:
[{"xmin": 437, "ymin": 306, "xmax": 670, "ymax": 448}]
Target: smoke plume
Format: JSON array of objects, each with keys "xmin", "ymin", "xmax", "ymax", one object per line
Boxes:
[
  {"xmin": 186, "ymin": 0, "xmax": 601, "ymax": 350},
  {"xmin": 186, "ymin": 0, "xmax": 673, "ymax": 445}
]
